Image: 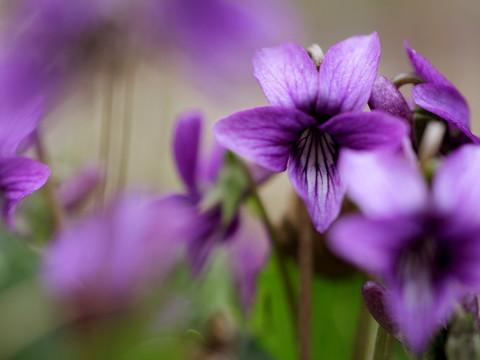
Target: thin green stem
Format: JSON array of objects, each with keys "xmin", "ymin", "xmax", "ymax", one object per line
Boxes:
[
  {"xmin": 352, "ymin": 300, "xmax": 373, "ymax": 360},
  {"xmin": 373, "ymin": 325, "xmax": 394, "ymax": 360},
  {"xmin": 235, "ymin": 156, "xmax": 298, "ymax": 330}
]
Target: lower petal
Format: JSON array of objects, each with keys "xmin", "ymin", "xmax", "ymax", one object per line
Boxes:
[
  {"xmin": 0, "ymin": 156, "xmax": 50, "ymax": 227},
  {"xmin": 287, "ymin": 129, "xmax": 345, "ymax": 232}
]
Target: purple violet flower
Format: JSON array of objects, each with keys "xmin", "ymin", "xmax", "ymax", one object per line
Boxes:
[
  {"xmin": 43, "ymin": 193, "xmax": 192, "ymax": 316},
  {"xmin": 404, "ymin": 42, "xmax": 480, "ymax": 145},
  {"xmin": 0, "ymin": 98, "xmax": 50, "ymax": 227},
  {"xmin": 172, "ymin": 111, "xmax": 270, "ymax": 312},
  {"xmin": 213, "ymin": 33, "xmax": 409, "ymax": 232},
  {"xmin": 328, "ymin": 145, "xmax": 480, "ymax": 353}
]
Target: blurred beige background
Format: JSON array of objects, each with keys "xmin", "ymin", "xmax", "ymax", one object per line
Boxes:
[{"xmin": 42, "ymin": 0, "xmax": 480, "ymax": 219}]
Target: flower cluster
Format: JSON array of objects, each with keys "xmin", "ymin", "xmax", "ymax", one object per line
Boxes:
[{"xmin": 214, "ymin": 32, "xmax": 480, "ymax": 354}]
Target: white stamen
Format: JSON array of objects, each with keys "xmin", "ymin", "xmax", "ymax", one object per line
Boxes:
[
  {"xmin": 418, "ymin": 121, "xmax": 446, "ymax": 165},
  {"xmin": 306, "ymin": 44, "xmax": 324, "ymax": 67}
]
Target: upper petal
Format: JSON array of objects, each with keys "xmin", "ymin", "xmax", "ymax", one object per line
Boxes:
[
  {"xmin": 213, "ymin": 107, "xmax": 316, "ymax": 172},
  {"xmin": 404, "ymin": 41, "xmax": 452, "ymax": 86},
  {"xmin": 317, "ymin": 32, "xmax": 380, "ymax": 115},
  {"xmin": 173, "ymin": 110, "xmax": 202, "ymax": 194},
  {"xmin": 321, "ymin": 110, "xmax": 410, "ymax": 151},
  {"xmin": 432, "ymin": 144, "xmax": 480, "ymax": 222},
  {"xmin": 368, "ymin": 76, "xmax": 413, "ymax": 121},
  {"xmin": 0, "ymin": 97, "xmax": 43, "ymax": 157},
  {"xmin": 412, "ymin": 83, "xmax": 478, "ymax": 143},
  {"xmin": 0, "ymin": 156, "xmax": 50, "ymax": 228},
  {"xmin": 340, "ymin": 150, "xmax": 428, "ymax": 218},
  {"xmin": 287, "ymin": 130, "xmax": 346, "ymax": 232},
  {"xmin": 253, "ymin": 42, "xmax": 319, "ymax": 113}
]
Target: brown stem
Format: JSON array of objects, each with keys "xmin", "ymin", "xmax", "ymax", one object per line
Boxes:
[
  {"xmin": 35, "ymin": 131, "xmax": 66, "ymax": 231},
  {"xmin": 116, "ymin": 64, "xmax": 135, "ymax": 191},
  {"xmin": 298, "ymin": 207, "xmax": 314, "ymax": 360}
]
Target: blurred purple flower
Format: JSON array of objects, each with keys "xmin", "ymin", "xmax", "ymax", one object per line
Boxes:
[
  {"xmin": 328, "ymin": 145, "xmax": 480, "ymax": 353},
  {"xmin": 172, "ymin": 111, "xmax": 270, "ymax": 312},
  {"xmin": 404, "ymin": 42, "xmax": 480, "ymax": 145},
  {"xmin": 214, "ymin": 33, "xmax": 409, "ymax": 232},
  {"xmin": 0, "ymin": 97, "xmax": 50, "ymax": 227},
  {"xmin": 139, "ymin": 0, "xmax": 302, "ymax": 88},
  {"xmin": 0, "ymin": 0, "xmax": 123, "ymax": 112},
  {"xmin": 58, "ymin": 162, "xmax": 105, "ymax": 213},
  {"xmin": 43, "ymin": 193, "xmax": 192, "ymax": 316}
]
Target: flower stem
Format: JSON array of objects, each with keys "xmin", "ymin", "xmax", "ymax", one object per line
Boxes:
[
  {"xmin": 352, "ymin": 299, "xmax": 374, "ymax": 360},
  {"xmin": 391, "ymin": 73, "xmax": 424, "ymax": 89},
  {"xmin": 372, "ymin": 325, "xmax": 394, "ymax": 360},
  {"xmin": 35, "ymin": 130, "xmax": 66, "ymax": 231},
  {"xmin": 116, "ymin": 64, "xmax": 136, "ymax": 191},
  {"xmin": 298, "ymin": 208, "xmax": 314, "ymax": 360},
  {"xmin": 235, "ymin": 157, "xmax": 298, "ymax": 331},
  {"xmin": 95, "ymin": 66, "xmax": 115, "ymax": 208}
]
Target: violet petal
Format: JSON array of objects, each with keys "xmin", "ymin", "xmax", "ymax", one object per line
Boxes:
[
  {"xmin": 340, "ymin": 150, "xmax": 428, "ymax": 218},
  {"xmin": 173, "ymin": 110, "xmax": 202, "ymax": 194},
  {"xmin": 404, "ymin": 41, "xmax": 452, "ymax": 87},
  {"xmin": 287, "ymin": 130, "xmax": 345, "ymax": 232},
  {"xmin": 432, "ymin": 144, "xmax": 480, "ymax": 222},
  {"xmin": 320, "ymin": 110, "xmax": 409, "ymax": 151},
  {"xmin": 0, "ymin": 156, "xmax": 50, "ymax": 227},
  {"xmin": 0, "ymin": 97, "xmax": 43, "ymax": 157},
  {"xmin": 317, "ymin": 32, "xmax": 380, "ymax": 115},
  {"xmin": 327, "ymin": 215, "xmax": 416, "ymax": 274},
  {"xmin": 253, "ymin": 42, "xmax": 319, "ymax": 113},
  {"xmin": 368, "ymin": 76, "xmax": 413, "ymax": 121},
  {"xmin": 213, "ymin": 106, "xmax": 316, "ymax": 172}
]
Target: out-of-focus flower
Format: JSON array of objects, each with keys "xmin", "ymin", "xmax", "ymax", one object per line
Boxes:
[
  {"xmin": 328, "ymin": 145, "xmax": 480, "ymax": 353},
  {"xmin": 58, "ymin": 162, "xmax": 105, "ymax": 213},
  {"xmin": 214, "ymin": 33, "xmax": 409, "ymax": 232},
  {"xmin": 368, "ymin": 76, "xmax": 413, "ymax": 122},
  {"xmin": 172, "ymin": 111, "xmax": 270, "ymax": 312},
  {"xmin": 0, "ymin": 97, "xmax": 50, "ymax": 227},
  {"xmin": 404, "ymin": 42, "xmax": 479, "ymax": 146},
  {"xmin": 43, "ymin": 193, "xmax": 192, "ymax": 317},
  {"xmin": 139, "ymin": 0, "xmax": 302, "ymax": 88},
  {"xmin": 0, "ymin": 0, "xmax": 130, "ymax": 112}
]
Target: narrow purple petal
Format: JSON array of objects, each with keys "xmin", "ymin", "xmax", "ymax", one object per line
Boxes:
[
  {"xmin": 59, "ymin": 162, "xmax": 104, "ymax": 212},
  {"xmin": 404, "ymin": 42, "xmax": 452, "ymax": 86},
  {"xmin": 362, "ymin": 281, "xmax": 401, "ymax": 340},
  {"xmin": 432, "ymin": 144, "xmax": 480, "ymax": 221},
  {"xmin": 173, "ymin": 111, "xmax": 202, "ymax": 194},
  {"xmin": 287, "ymin": 130, "xmax": 345, "ymax": 232},
  {"xmin": 227, "ymin": 213, "xmax": 270, "ymax": 313},
  {"xmin": 340, "ymin": 150, "xmax": 428, "ymax": 218},
  {"xmin": 320, "ymin": 110, "xmax": 409, "ymax": 151},
  {"xmin": 317, "ymin": 32, "xmax": 380, "ymax": 115},
  {"xmin": 412, "ymin": 84, "xmax": 478, "ymax": 143},
  {"xmin": 368, "ymin": 76, "xmax": 413, "ymax": 121},
  {"xmin": 327, "ymin": 215, "xmax": 417, "ymax": 274},
  {"xmin": 253, "ymin": 42, "xmax": 319, "ymax": 113},
  {"xmin": 0, "ymin": 156, "xmax": 50, "ymax": 227},
  {"xmin": 213, "ymin": 107, "xmax": 316, "ymax": 172},
  {"xmin": 0, "ymin": 97, "xmax": 43, "ymax": 157}
]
